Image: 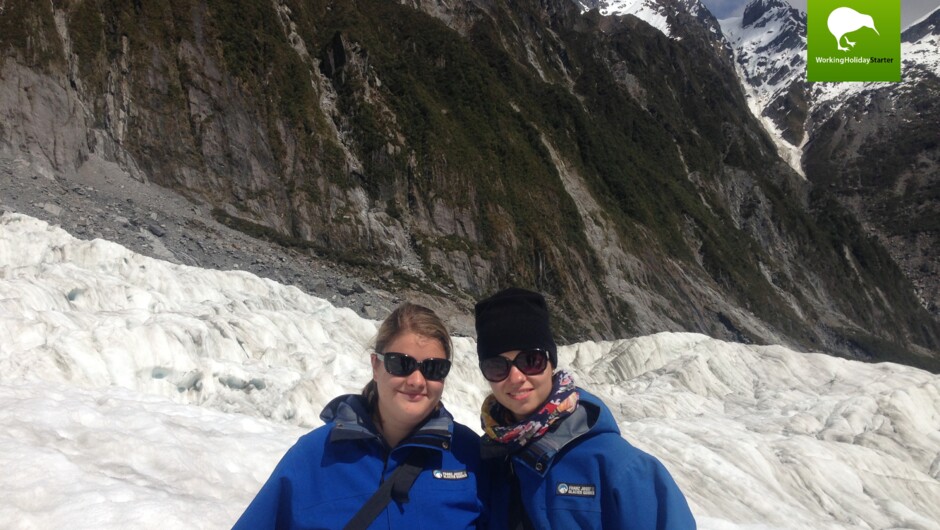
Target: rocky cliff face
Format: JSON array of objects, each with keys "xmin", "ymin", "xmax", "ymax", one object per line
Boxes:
[
  {"xmin": 804, "ymin": 10, "xmax": 940, "ymax": 326},
  {"xmin": 717, "ymin": 1, "xmax": 939, "ymax": 368},
  {"xmin": 1, "ymin": 0, "xmax": 937, "ymax": 369},
  {"xmin": 719, "ymin": 0, "xmax": 807, "ymax": 174}
]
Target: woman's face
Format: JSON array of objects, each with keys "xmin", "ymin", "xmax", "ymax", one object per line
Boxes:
[
  {"xmin": 372, "ymin": 332, "xmax": 447, "ymax": 434},
  {"xmin": 488, "ymin": 350, "xmax": 554, "ymax": 421}
]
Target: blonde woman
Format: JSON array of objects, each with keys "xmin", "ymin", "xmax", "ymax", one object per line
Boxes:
[{"xmin": 234, "ymin": 303, "xmax": 485, "ymax": 529}]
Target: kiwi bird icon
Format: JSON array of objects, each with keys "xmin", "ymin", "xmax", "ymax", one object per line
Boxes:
[{"xmin": 828, "ymin": 7, "xmax": 879, "ymax": 51}]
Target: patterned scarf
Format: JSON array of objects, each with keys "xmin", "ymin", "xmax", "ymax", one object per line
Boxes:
[{"xmin": 481, "ymin": 370, "xmax": 579, "ymax": 453}]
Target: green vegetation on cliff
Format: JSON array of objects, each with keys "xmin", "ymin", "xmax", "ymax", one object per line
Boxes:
[{"xmin": 4, "ymin": 0, "xmax": 935, "ymax": 367}]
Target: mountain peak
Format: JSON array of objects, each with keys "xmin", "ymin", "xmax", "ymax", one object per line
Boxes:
[
  {"xmin": 902, "ymin": 5, "xmax": 940, "ymax": 42},
  {"xmin": 741, "ymin": 0, "xmax": 802, "ymax": 28},
  {"xmin": 578, "ymin": 0, "xmax": 672, "ymax": 36},
  {"xmin": 576, "ymin": 0, "xmax": 720, "ymax": 39}
]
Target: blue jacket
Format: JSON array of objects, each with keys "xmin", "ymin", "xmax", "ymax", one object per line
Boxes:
[
  {"xmin": 484, "ymin": 389, "xmax": 695, "ymax": 530},
  {"xmin": 233, "ymin": 394, "xmax": 485, "ymax": 529}
]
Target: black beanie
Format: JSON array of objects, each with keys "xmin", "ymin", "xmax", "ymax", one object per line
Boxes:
[{"xmin": 474, "ymin": 287, "xmax": 557, "ymax": 367}]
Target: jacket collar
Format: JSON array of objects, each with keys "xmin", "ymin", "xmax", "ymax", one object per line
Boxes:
[
  {"xmin": 514, "ymin": 403, "xmax": 592, "ymax": 475},
  {"xmin": 320, "ymin": 394, "xmax": 454, "ymax": 451},
  {"xmin": 511, "ymin": 388, "xmax": 619, "ymax": 476}
]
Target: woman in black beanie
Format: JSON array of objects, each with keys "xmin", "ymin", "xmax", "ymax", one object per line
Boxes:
[{"xmin": 475, "ymin": 287, "xmax": 696, "ymax": 530}]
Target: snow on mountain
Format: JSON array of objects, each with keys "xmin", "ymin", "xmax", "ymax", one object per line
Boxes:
[
  {"xmin": 720, "ymin": 0, "xmax": 805, "ymax": 97},
  {"xmin": 720, "ymin": 1, "xmax": 940, "ymax": 174},
  {"xmin": 577, "ymin": 0, "xmax": 810, "ymax": 173},
  {"xmin": 2, "ymin": 211, "xmax": 940, "ymax": 529},
  {"xmin": 719, "ymin": 0, "xmax": 807, "ymax": 175},
  {"xmin": 902, "ymin": 8, "xmax": 940, "ymax": 77},
  {"xmin": 575, "ymin": 0, "xmax": 940, "ymax": 176},
  {"xmin": 810, "ymin": 25, "xmax": 939, "ymax": 115},
  {"xmin": 577, "ymin": 0, "xmax": 672, "ymax": 36},
  {"xmin": 905, "ymin": 5, "xmax": 940, "ymax": 42},
  {"xmin": 580, "ymin": 0, "xmax": 732, "ymax": 41}
]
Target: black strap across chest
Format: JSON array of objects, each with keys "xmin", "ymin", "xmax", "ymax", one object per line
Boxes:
[{"xmin": 343, "ymin": 448, "xmax": 431, "ymax": 530}]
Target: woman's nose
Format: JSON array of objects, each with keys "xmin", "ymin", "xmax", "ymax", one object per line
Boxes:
[
  {"xmin": 508, "ymin": 365, "xmax": 526, "ymax": 383},
  {"xmin": 405, "ymin": 367, "xmax": 427, "ymax": 386}
]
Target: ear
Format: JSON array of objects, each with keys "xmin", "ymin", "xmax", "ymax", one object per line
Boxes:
[{"xmin": 371, "ymin": 353, "xmax": 382, "ymax": 379}]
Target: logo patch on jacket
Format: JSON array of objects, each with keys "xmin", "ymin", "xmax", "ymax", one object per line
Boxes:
[
  {"xmin": 556, "ymin": 482, "xmax": 596, "ymax": 497},
  {"xmin": 433, "ymin": 469, "xmax": 468, "ymax": 480}
]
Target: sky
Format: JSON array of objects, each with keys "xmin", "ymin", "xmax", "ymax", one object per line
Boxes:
[
  {"xmin": 699, "ymin": 0, "xmax": 939, "ymax": 26},
  {"xmin": 2, "ymin": 211, "xmax": 940, "ymax": 529}
]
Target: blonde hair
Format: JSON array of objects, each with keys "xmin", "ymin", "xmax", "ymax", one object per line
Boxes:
[{"xmin": 362, "ymin": 302, "xmax": 453, "ymax": 415}]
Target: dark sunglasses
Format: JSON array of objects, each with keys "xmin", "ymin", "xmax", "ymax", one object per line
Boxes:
[
  {"xmin": 376, "ymin": 352, "xmax": 452, "ymax": 382},
  {"xmin": 479, "ymin": 349, "xmax": 550, "ymax": 382}
]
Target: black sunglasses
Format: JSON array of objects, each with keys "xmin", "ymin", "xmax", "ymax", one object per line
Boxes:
[
  {"xmin": 376, "ymin": 352, "xmax": 452, "ymax": 382},
  {"xmin": 479, "ymin": 349, "xmax": 550, "ymax": 382}
]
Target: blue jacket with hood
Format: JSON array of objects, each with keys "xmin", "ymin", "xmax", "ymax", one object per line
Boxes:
[
  {"xmin": 232, "ymin": 394, "xmax": 485, "ymax": 530},
  {"xmin": 484, "ymin": 388, "xmax": 695, "ymax": 530}
]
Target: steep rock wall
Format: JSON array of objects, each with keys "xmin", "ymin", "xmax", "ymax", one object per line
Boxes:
[{"xmin": 0, "ymin": 0, "xmax": 936, "ymax": 368}]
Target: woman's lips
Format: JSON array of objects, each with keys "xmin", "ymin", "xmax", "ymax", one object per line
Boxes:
[
  {"xmin": 508, "ymin": 388, "xmax": 533, "ymax": 400},
  {"xmin": 399, "ymin": 391, "xmax": 426, "ymax": 401}
]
